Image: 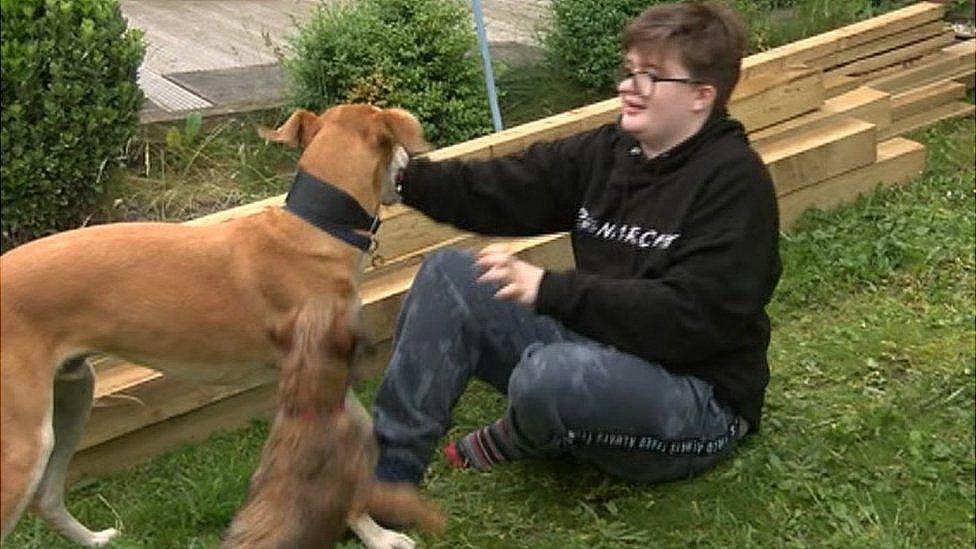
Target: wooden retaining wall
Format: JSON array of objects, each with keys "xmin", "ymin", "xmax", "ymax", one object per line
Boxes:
[{"xmin": 70, "ymin": 2, "xmax": 973, "ymax": 480}]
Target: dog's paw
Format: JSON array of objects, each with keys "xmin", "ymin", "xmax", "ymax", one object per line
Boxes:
[
  {"xmin": 364, "ymin": 529, "xmax": 416, "ymax": 549},
  {"xmin": 85, "ymin": 528, "xmax": 119, "ymax": 547}
]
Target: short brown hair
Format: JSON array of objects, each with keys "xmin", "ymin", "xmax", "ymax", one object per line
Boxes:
[{"xmin": 622, "ymin": 1, "xmax": 747, "ymax": 109}]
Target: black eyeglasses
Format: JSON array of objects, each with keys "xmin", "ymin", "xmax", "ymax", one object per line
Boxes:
[{"xmin": 619, "ymin": 68, "xmax": 704, "ymax": 96}]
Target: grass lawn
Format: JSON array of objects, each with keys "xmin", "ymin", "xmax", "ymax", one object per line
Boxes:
[{"xmin": 6, "ymin": 110, "xmax": 973, "ymax": 548}]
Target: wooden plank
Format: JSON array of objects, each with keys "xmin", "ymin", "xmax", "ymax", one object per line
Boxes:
[
  {"xmin": 366, "ymin": 232, "xmax": 517, "ymax": 282},
  {"xmin": 81, "ymin": 233, "xmax": 573, "ymax": 453},
  {"xmin": 942, "ymin": 38, "xmax": 976, "ymax": 59},
  {"xmin": 741, "ymin": 2, "xmax": 945, "ymax": 79},
  {"xmin": 749, "ymin": 86, "xmax": 890, "ymax": 149},
  {"xmin": 485, "ymin": 111, "xmax": 586, "ymax": 158},
  {"xmin": 71, "ymin": 382, "xmax": 280, "ymax": 482},
  {"xmin": 824, "ymin": 72, "xmax": 863, "ymax": 97},
  {"xmin": 757, "ymin": 118, "xmax": 878, "ymax": 195},
  {"xmin": 568, "ymin": 98, "xmax": 621, "ymax": 132},
  {"xmin": 729, "ymin": 65, "xmax": 825, "ymax": 132},
  {"xmin": 369, "ymin": 206, "xmax": 466, "ymax": 272},
  {"xmin": 945, "ymin": 39, "xmax": 976, "ymax": 90},
  {"xmin": 809, "ymin": 20, "xmax": 946, "ymax": 70},
  {"xmin": 184, "ymin": 193, "xmax": 284, "ymax": 226},
  {"xmin": 892, "ymin": 80, "xmax": 966, "ymax": 120},
  {"xmin": 779, "ymin": 137, "xmax": 926, "ymax": 231},
  {"xmin": 91, "ymin": 360, "xmax": 159, "ymax": 399},
  {"xmin": 85, "ymin": 372, "xmax": 268, "ymax": 450},
  {"xmin": 955, "ymin": 72, "xmax": 975, "ymax": 90},
  {"xmin": 499, "ymin": 112, "xmax": 585, "ymax": 153},
  {"xmin": 880, "ymin": 100, "xmax": 976, "ymax": 140},
  {"xmin": 425, "ymin": 134, "xmax": 495, "ymax": 162},
  {"xmin": 826, "ymin": 28, "xmax": 956, "ymax": 76},
  {"xmin": 821, "ymin": 86, "xmax": 892, "ymax": 130},
  {"xmin": 831, "ymin": 2, "xmax": 945, "ymax": 48},
  {"xmin": 484, "ymin": 124, "xmax": 539, "ymax": 159},
  {"xmin": 867, "ymin": 41, "xmax": 976, "ymax": 93}
]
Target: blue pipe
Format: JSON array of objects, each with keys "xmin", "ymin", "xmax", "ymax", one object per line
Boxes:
[{"xmin": 470, "ymin": 0, "xmax": 504, "ymax": 131}]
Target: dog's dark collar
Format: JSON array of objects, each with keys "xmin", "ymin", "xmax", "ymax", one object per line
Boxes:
[{"xmin": 284, "ymin": 170, "xmax": 379, "ymax": 252}]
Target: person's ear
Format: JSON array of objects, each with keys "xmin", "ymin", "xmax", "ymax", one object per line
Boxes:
[{"xmin": 691, "ymin": 84, "xmax": 717, "ymax": 113}]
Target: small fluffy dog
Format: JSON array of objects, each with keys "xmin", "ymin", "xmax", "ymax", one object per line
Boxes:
[{"xmin": 221, "ymin": 297, "xmax": 444, "ymax": 549}]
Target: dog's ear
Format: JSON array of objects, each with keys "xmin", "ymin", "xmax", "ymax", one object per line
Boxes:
[
  {"xmin": 380, "ymin": 108, "xmax": 431, "ymax": 155},
  {"xmin": 257, "ymin": 109, "xmax": 321, "ymax": 148}
]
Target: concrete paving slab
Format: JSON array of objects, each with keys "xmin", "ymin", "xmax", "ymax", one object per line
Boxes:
[
  {"xmin": 166, "ymin": 64, "xmax": 287, "ymax": 109},
  {"xmin": 123, "ymin": 0, "xmax": 550, "ymax": 123}
]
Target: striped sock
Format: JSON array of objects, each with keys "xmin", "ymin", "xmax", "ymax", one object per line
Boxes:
[{"xmin": 447, "ymin": 418, "xmax": 520, "ymax": 471}]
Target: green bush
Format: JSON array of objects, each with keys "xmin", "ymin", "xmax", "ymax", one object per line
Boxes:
[
  {"xmin": 542, "ymin": 0, "xmax": 775, "ymax": 91},
  {"xmin": 543, "ymin": 0, "xmax": 650, "ymax": 91},
  {"xmin": 285, "ymin": 0, "xmax": 492, "ymax": 147},
  {"xmin": 1, "ymin": 0, "xmax": 144, "ymax": 249}
]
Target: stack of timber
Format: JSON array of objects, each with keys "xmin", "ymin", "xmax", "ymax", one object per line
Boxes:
[{"xmin": 73, "ymin": 2, "xmax": 974, "ymax": 479}]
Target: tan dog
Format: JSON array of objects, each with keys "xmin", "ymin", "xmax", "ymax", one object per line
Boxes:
[
  {"xmin": 0, "ymin": 104, "xmax": 430, "ymax": 548},
  {"xmin": 222, "ymin": 296, "xmax": 444, "ymax": 549}
]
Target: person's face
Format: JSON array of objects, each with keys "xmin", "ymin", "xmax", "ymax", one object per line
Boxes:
[{"xmin": 617, "ymin": 48, "xmax": 714, "ymax": 151}]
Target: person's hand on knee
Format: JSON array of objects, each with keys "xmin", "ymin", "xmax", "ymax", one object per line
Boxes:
[{"xmin": 475, "ymin": 244, "xmax": 545, "ymax": 306}]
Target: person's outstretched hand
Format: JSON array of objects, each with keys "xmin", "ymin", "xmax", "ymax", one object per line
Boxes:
[{"xmin": 475, "ymin": 244, "xmax": 545, "ymax": 307}]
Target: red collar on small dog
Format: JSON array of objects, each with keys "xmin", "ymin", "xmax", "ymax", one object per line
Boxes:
[{"xmin": 296, "ymin": 403, "xmax": 345, "ymax": 422}]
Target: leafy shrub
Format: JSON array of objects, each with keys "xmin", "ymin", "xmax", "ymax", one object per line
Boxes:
[
  {"xmin": 542, "ymin": 0, "xmax": 650, "ymax": 91},
  {"xmin": 285, "ymin": 0, "xmax": 492, "ymax": 147},
  {"xmin": 542, "ymin": 0, "xmax": 780, "ymax": 91},
  {"xmin": 1, "ymin": 0, "xmax": 144, "ymax": 249}
]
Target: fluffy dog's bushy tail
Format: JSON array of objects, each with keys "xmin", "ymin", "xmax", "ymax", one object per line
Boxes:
[{"xmin": 365, "ymin": 482, "xmax": 446, "ymax": 536}]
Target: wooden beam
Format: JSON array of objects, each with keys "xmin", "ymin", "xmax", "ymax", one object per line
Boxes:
[
  {"xmin": 955, "ymin": 72, "xmax": 976, "ymax": 90},
  {"xmin": 809, "ymin": 20, "xmax": 946, "ymax": 70},
  {"xmin": 757, "ymin": 117, "xmax": 878, "ymax": 195},
  {"xmin": 742, "ymin": 2, "xmax": 945, "ymax": 79},
  {"xmin": 867, "ymin": 40, "xmax": 976, "ymax": 93},
  {"xmin": 821, "ymin": 86, "xmax": 892, "ymax": 130},
  {"xmin": 85, "ymin": 369, "xmax": 269, "ymax": 450},
  {"xmin": 425, "ymin": 134, "xmax": 494, "ymax": 162},
  {"xmin": 569, "ymin": 98, "xmax": 621, "ymax": 132},
  {"xmin": 824, "ymin": 72, "xmax": 863, "ymax": 97},
  {"xmin": 72, "ymin": 378, "xmax": 280, "ymax": 482},
  {"xmin": 184, "ymin": 194, "xmax": 283, "ymax": 226},
  {"xmin": 826, "ymin": 28, "xmax": 956, "ymax": 76},
  {"xmin": 729, "ymin": 65, "xmax": 825, "ymax": 132},
  {"xmin": 880, "ymin": 100, "xmax": 976, "ymax": 140},
  {"xmin": 829, "ymin": 2, "xmax": 945, "ymax": 49},
  {"xmin": 749, "ymin": 86, "xmax": 890, "ymax": 149},
  {"xmin": 779, "ymin": 137, "xmax": 926, "ymax": 231},
  {"xmin": 369, "ymin": 206, "xmax": 467, "ymax": 271},
  {"xmin": 892, "ymin": 79, "xmax": 966, "ymax": 121}
]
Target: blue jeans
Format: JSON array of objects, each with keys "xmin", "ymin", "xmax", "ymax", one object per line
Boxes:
[{"xmin": 373, "ymin": 249, "xmax": 744, "ymax": 484}]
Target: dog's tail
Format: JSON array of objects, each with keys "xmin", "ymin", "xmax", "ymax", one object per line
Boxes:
[{"xmin": 365, "ymin": 482, "xmax": 446, "ymax": 536}]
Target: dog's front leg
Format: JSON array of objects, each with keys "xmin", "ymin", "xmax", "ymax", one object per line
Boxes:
[{"xmin": 348, "ymin": 514, "xmax": 416, "ymax": 549}]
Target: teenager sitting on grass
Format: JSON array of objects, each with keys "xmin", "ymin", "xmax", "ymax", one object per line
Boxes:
[{"xmin": 372, "ymin": 0, "xmax": 782, "ymax": 485}]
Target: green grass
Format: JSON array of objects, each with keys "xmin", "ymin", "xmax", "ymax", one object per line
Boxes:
[
  {"xmin": 5, "ymin": 113, "xmax": 973, "ymax": 548},
  {"xmin": 90, "ymin": 110, "xmax": 298, "ymax": 225}
]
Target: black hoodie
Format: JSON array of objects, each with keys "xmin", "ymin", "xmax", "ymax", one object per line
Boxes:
[{"xmin": 398, "ymin": 111, "xmax": 781, "ymax": 431}]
